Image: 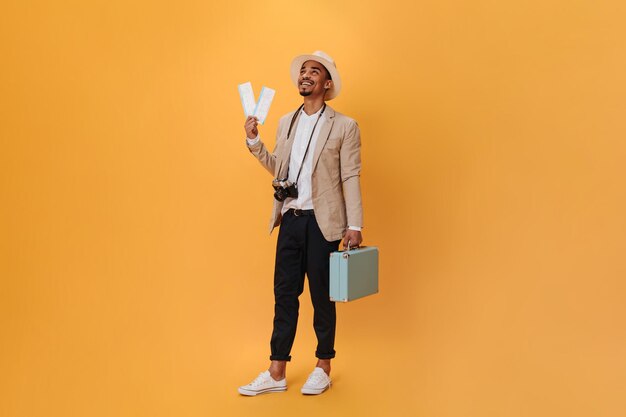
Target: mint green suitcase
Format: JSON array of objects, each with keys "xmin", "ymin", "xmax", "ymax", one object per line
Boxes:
[{"xmin": 329, "ymin": 246, "xmax": 379, "ymax": 302}]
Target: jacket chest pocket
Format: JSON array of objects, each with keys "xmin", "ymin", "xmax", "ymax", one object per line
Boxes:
[
  {"xmin": 316, "ymin": 136, "xmax": 341, "ymax": 177},
  {"xmin": 323, "ymin": 136, "xmax": 342, "ymax": 152}
]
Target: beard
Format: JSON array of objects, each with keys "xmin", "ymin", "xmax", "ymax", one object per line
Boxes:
[{"xmin": 299, "ymin": 89, "xmax": 312, "ymax": 97}]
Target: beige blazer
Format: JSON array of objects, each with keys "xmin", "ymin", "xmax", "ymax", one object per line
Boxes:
[{"xmin": 247, "ymin": 105, "xmax": 363, "ymax": 241}]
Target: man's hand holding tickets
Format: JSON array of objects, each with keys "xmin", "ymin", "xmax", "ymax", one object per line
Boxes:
[{"xmin": 244, "ymin": 116, "xmax": 259, "ymax": 140}]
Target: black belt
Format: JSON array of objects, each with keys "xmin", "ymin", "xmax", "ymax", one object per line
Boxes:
[{"xmin": 288, "ymin": 208, "xmax": 315, "ymax": 217}]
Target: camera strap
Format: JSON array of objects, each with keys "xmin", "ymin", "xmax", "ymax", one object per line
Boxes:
[
  {"xmin": 292, "ymin": 103, "xmax": 327, "ymax": 186},
  {"xmin": 286, "ymin": 104, "xmax": 305, "ymax": 139}
]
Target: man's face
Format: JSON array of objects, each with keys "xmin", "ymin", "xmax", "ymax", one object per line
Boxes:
[{"xmin": 298, "ymin": 60, "xmax": 331, "ymax": 98}]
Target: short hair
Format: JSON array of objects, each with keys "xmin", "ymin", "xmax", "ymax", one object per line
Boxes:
[{"xmin": 323, "ymin": 65, "xmax": 332, "ymax": 81}]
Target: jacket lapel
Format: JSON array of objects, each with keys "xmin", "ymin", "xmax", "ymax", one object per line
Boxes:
[{"xmin": 311, "ymin": 106, "xmax": 335, "ymax": 173}]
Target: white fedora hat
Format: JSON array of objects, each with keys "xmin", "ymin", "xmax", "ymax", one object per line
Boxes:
[{"xmin": 290, "ymin": 51, "xmax": 342, "ymax": 100}]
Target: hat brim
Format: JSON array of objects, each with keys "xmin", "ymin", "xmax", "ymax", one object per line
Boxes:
[{"xmin": 290, "ymin": 55, "xmax": 342, "ymax": 100}]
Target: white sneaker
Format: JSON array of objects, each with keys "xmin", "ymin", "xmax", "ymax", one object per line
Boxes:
[
  {"xmin": 301, "ymin": 367, "xmax": 331, "ymax": 395},
  {"xmin": 238, "ymin": 370, "xmax": 287, "ymax": 396}
]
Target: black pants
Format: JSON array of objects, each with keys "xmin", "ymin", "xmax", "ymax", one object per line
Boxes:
[{"xmin": 269, "ymin": 210, "xmax": 341, "ymax": 361}]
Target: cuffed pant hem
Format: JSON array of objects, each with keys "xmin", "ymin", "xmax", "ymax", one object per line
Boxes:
[
  {"xmin": 315, "ymin": 352, "xmax": 336, "ymax": 360},
  {"xmin": 270, "ymin": 355, "xmax": 292, "ymax": 362}
]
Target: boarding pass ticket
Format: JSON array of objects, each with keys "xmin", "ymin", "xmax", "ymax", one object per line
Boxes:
[{"xmin": 238, "ymin": 82, "xmax": 275, "ymax": 125}]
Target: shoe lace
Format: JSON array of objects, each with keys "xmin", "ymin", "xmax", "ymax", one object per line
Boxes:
[
  {"xmin": 306, "ymin": 371, "xmax": 327, "ymax": 385},
  {"xmin": 250, "ymin": 372, "xmax": 268, "ymax": 387}
]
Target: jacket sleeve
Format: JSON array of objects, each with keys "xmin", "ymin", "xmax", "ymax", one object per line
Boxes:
[
  {"xmin": 246, "ymin": 118, "xmax": 286, "ymax": 176},
  {"xmin": 340, "ymin": 119, "xmax": 363, "ymax": 228}
]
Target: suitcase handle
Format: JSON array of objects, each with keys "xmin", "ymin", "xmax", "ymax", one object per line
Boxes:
[{"xmin": 343, "ymin": 241, "xmax": 362, "ymax": 253}]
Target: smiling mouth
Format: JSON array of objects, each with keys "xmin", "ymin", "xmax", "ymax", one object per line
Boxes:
[{"xmin": 299, "ymin": 80, "xmax": 314, "ymax": 87}]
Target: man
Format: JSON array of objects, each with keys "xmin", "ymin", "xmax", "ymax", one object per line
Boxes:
[{"xmin": 238, "ymin": 51, "xmax": 363, "ymax": 396}]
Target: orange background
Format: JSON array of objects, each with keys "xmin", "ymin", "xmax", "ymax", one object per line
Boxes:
[{"xmin": 1, "ymin": 1, "xmax": 625, "ymax": 416}]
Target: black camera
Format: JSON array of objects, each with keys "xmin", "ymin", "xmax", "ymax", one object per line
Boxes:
[{"xmin": 272, "ymin": 178, "xmax": 298, "ymax": 202}]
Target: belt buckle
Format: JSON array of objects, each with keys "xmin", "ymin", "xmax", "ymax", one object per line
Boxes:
[{"xmin": 293, "ymin": 209, "xmax": 302, "ymax": 217}]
